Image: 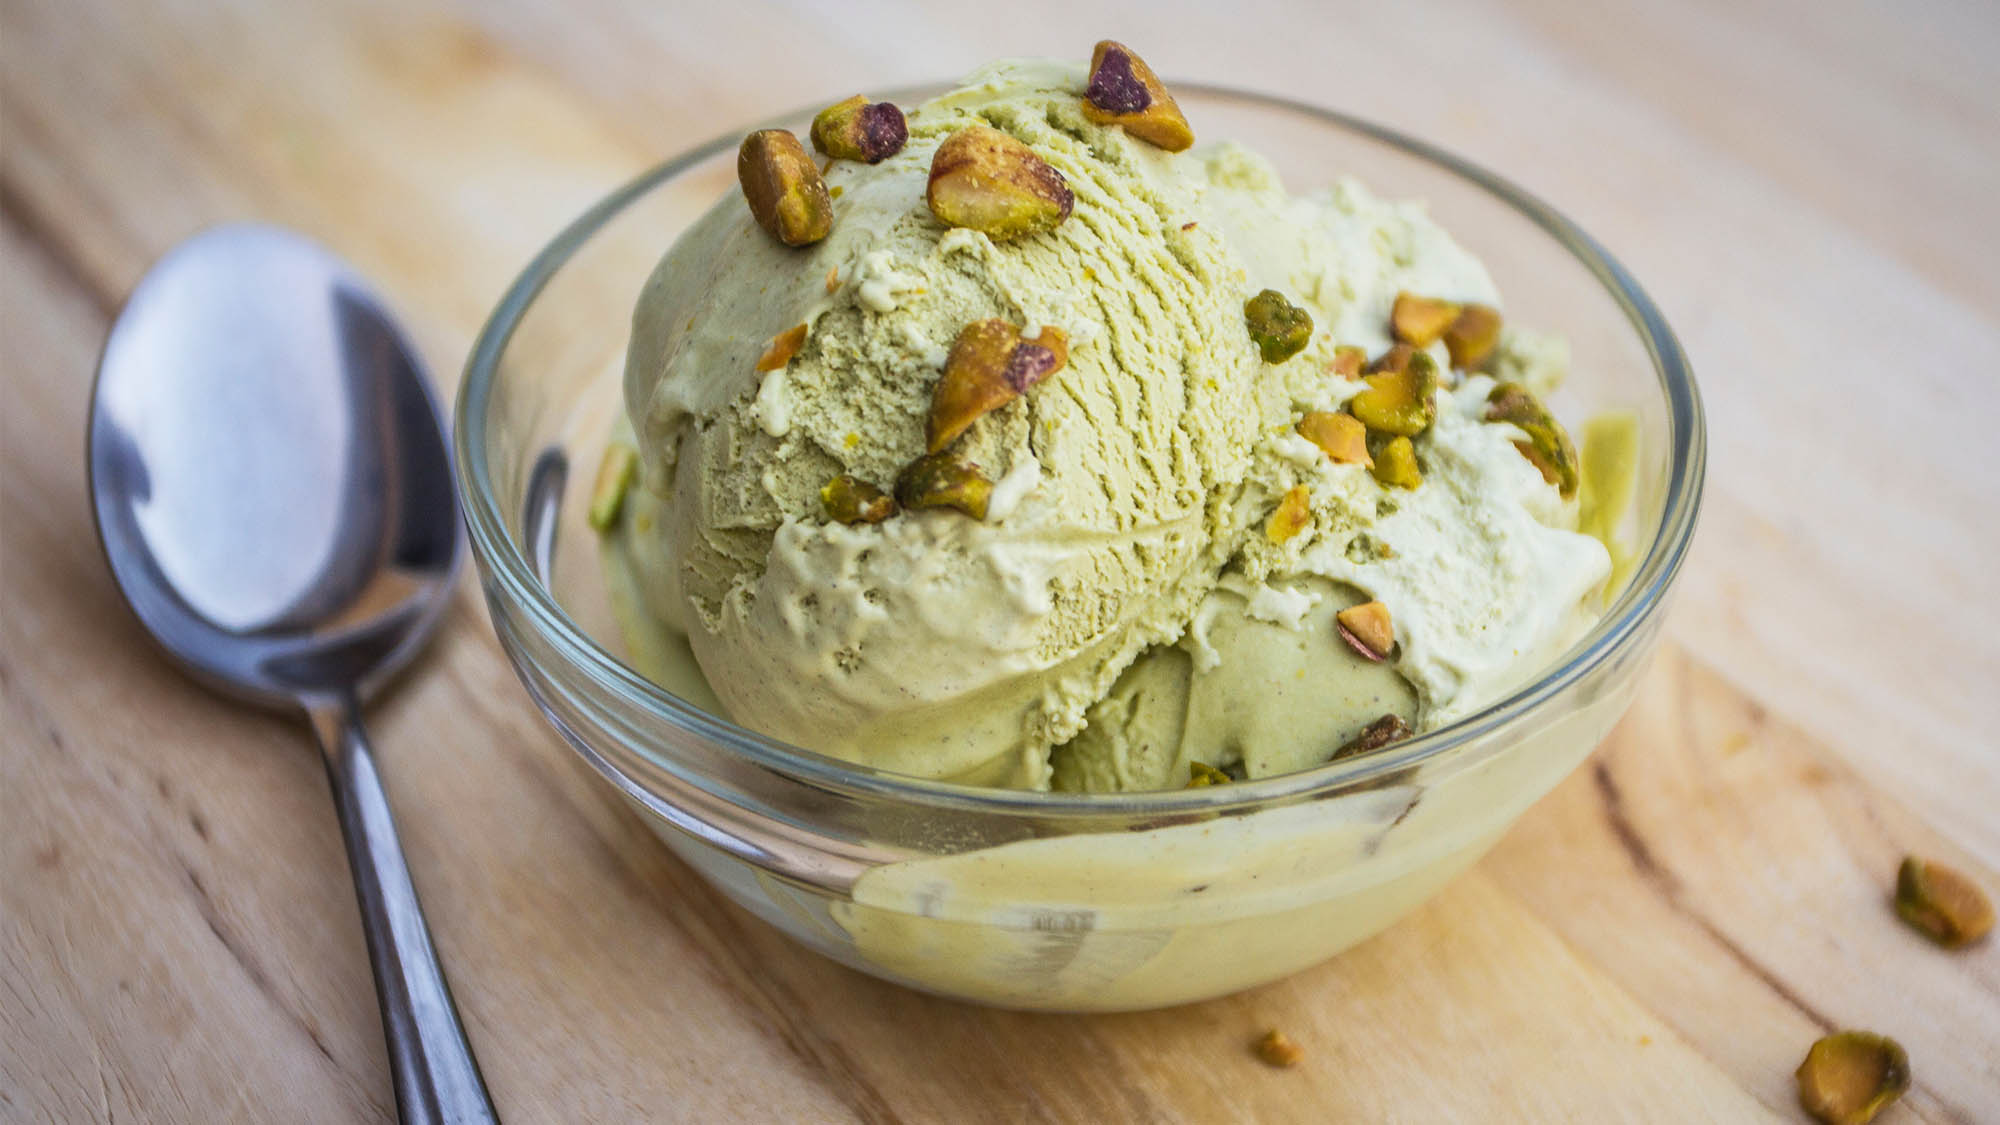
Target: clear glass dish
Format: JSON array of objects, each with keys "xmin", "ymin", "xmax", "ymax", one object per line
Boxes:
[{"xmin": 455, "ymin": 82, "xmax": 1704, "ymax": 1012}]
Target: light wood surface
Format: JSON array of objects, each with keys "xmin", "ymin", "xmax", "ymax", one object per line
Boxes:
[{"xmin": 5, "ymin": 1, "xmax": 1997, "ymax": 1120}]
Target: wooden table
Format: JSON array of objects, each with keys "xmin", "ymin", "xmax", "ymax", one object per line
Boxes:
[{"xmin": 5, "ymin": 1, "xmax": 1996, "ymax": 1120}]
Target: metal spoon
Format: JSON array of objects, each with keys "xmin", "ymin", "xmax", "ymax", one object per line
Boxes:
[{"xmin": 88, "ymin": 224, "xmax": 497, "ymax": 1124}]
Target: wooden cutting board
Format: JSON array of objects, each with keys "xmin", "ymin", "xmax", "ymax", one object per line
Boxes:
[{"xmin": 4, "ymin": 0, "xmax": 1995, "ymax": 1120}]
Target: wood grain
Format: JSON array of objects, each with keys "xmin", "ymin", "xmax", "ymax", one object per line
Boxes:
[{"xmin": 4, "ymin": 0, "xmax": 1996, "ymax": 1120}]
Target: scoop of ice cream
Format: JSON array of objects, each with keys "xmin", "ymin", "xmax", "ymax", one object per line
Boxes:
[
  {"xmin": 619, "ymin": 57, "xmax": 1610, "ymax": 789},
  {"xmin": 623, "ymin": 60, "xmax": 1275, "ymax": 784}
]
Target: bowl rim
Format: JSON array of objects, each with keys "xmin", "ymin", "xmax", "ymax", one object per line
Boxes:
[{"xmin": 455, "ymin": 79, "xmax": 1706, "ymax": 817}]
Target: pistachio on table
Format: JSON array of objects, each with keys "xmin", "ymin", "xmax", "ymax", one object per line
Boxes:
[
  {"xmin": 1442, "ymin": 303, "xmax": 1502, "ymax": 370},
  {"xmin": 820, "ymin": 474, "xmax": 898, "ymax": 525},
  {"xmin": 1335, "ymin": 600, "xmax": 1394, "ymax": 661},
  {"xmin": 895, "ymin": 451, "xmax": 994, "ymax": 520},
  {"xmin": 1244, "ymin": 289, "xmax": 1313, "ymax": 364},
  {"xmin": 1795, "ymin": 1031, "xmax": 1909, "ymax": 1125},
  {"xmin": 1297, "ymin": 411, "xmax": 1371, "ymax": 467},
  {"xmin": 1081, "ymin": 40, "xmax": 1194, "ymax": 152},
  {"xmin": 1253, "ymin": 1029, "xmax": 1304, "ymax": 1069},
  {"xmin": 1349, "ymin": 350, "xmax": 1439, "ymax": 437},
  {"xmin": 1333, "ymin": 713, "xmax": 1415, "ymax": 760},
  {"xmin": 927, "ymin": 319, "xmax": 1068, "ymax": 452},
  {"xmin": 1895, "ymin": 855, "xmax": 1994, "ymax": 948},
  {"xmin": 738, "ymin": 129, "xmax": 833, "ymax": 246},
  {"xmin": 926, "ymin": 124, "xmax": 1073, "ymax": 240},
  {"xmin": 1486, "ymin": 381, "xmax": 1579, "ymax": 498},
  {"xmin": 1370, "ymin": 435, "xmax": 1422, "ymax": 490},
  {"xmin": 810, "ymin": 96, "xmax": 908, "ymax": 164},
  {"xmin": 755, "ymin": 323, "xmax": 809, "ymax": 372},
  {"xmin": 1265, "ymin": 484, "xmax": 1312, "ymax": 544},
  {"xmin": 587, "ymin": 443, "xmax": 639, "ymax": 533},
  {"xmin": 1391, "ymin": 291, "xmax": 1462, "ymax": 348}
]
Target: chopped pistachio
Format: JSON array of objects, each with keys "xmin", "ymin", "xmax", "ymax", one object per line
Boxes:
[
  {"xmin": 1330, "ymin": 344, "xmax": 1367, "ymax": 379},
  {"xmin": 820, "ymin": 474, "xmax": 897, "ymax": 525},
  {"xmin": 1333, "ymin": 714, "xmax": 1415, "ymax": 760},
  {"xmin": 1186, "ymin": 760, "xmax": 1232, "ymax": 788},
  {"xmin": 1895, "ymin": 856, "xmax": 1994, "ymax": 948},
  {"xmin": 1391, "ymin": 292, "xmax": 1461, "ymax": 348},
  {"xmin": 1370, "ymin": 435, "xmax": 1422, "ymax": 490},
  {"xmin": 738, "ymin": 129, "xmax": 833, "ymax": 246},
  {"xmin": 809, "ymin": 95, "xmax": 908, "ymax": 163},
  {"xmin": 1796, "ymin": 1032, "xmax": 1910, "ymax": 1125},
  {"xmin": 825, "ymin": 267, "xmax": 840, "ymax": 294},
  {"xmin": 1244, "ymin": 289, "xmax": 1313, "ymax": 364},
  {"xmin": 1443, "ymin": 303, "xmax": 1502, "ymax": 370},
  {"xmin": 1486, "ymin": 381, "xmax": 1580, "ymax": 498},
  {"xmin": 1265, "ymin": 484, "xmax": 1311, "ymax": 543},
  {"xmin": 927, "ymin": 319, "xmax": 1068, "ymax": 452},
  {"xmin": 1253, "ymin": 1029, "xmax": 1304, "ymax": 1069},
  {"xmin": 1297, "ymin": 411, "xmax": 1372, "ymax": 467},
  {"xmin": 1081, "ymin": 41, "xmax": 1194, "ymax": 152},
  {"xmin": 755, "ymin": 323, "xmax": 809, "ymax": 373},
  {"xmin": 587, "ymin": 444, "xmax": 639, "ymax": 532},
  {"xmin": 895, "ymin": 452, "xmax": 993, "ymax": 520},
  {"xmin": 1349, "ymin": 351, "xmax": 1439, "ymax": 437},
  {"xmin": 1335, "ymin": 600, "xmax": 1395, "ymax": 661},
  {"xmin": 1367, "ymin": 342, "xmax": 1416, "ymax": 375},
  {"xmin": 926, "ymin": 124, "xmax": 1073, "ymax": 240}
]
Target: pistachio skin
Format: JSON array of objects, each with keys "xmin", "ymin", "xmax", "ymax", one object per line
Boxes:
[{"xmin": 1333, "ymin": 714, "xmax": 1416, "ymax": 760}]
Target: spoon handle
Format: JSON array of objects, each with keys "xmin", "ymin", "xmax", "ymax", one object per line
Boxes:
[{"xmin": 310, "ymin": 698, "xmax": 499, "ymax": 1124}]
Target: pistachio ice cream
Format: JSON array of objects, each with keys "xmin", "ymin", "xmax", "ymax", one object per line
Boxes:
[{"xmin": 606, "ymin": 53, "xmax": 1609, "ymax": 793}]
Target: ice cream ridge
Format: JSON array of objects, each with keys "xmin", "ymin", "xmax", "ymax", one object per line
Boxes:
[{"xmin": 606, "ymin": 44, "xmax": 1611, "ymax": 791}]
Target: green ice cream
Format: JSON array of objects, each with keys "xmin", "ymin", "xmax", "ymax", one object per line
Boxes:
[{"xmin": 615, "ymin": 58, "xmax": 1609, "ymax": 790}]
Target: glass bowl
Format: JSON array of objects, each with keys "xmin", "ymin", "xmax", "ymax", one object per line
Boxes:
[{"xmin": 454, "ymin": 82, "xmax": 1703, "ymax": 1012}]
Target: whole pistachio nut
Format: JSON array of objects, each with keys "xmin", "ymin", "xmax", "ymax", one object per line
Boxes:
[
  {"xmin": 587, "ymin": 443, "xmax": 639, "ymax": 533},
  {"xmin": 927, "ymin": 319, "xmax": 1069, "ymax": 452},
  {"xmin": 1297, "ymin": 411, "xmax": 1372, "ymax": 467},
  {"xmin": 1796, "ymin": 1031, "xmax": 1910, "ymax": 1125},
  {"xmin": 1333, "ymin": 714, "xmax": 1416, "ymax": 760},
  {"xmin": 738, "ymin": 129, "xmax": 833, "ymax": 246},
  {"xmin": 1442, "ymin": 303, "xmax": 1503, "ymax": 370},
  {"xmin": 1081, "ymin": 40, "xmax": 1194, "ymax": 152},
  {"xmin": 1244, "ymin": 289, "xmax": 1313, "ymax": 364},
  {"xmin": 820, "ymin": 474, "xmax": 898, "ymax": 525},
  {"xmin": 1370, "ymin": 434, "xmax": 1422, "ymax": 490},
  {"xmin": 895, "ymin": 451, "xmax": 994, "ymax": 520},
  {"xmin": 1265, "ymin": 484, "xmax": 1312, "ymax": 544},
  {"xmin": 810, "ymin": 95, "xmax": 908, "ymax": 164},
  {"xmin": 1895, "ymin": 856, "xmax": 1994, "ymax": 948},
  {"xmin": 1335, "ymin": 600, "xmax": 1395, "ymax": 661},
  {"xmin": 1349, "ymin": 350, "xmax": 1439, "ymax": 437},
  {"xmin": 926, "ymin": 124, "xmax": 1073, "ymax": 240},
  {"xmin": 1391, "ymin": 291, "xmax": 1462, "ymax": 348},
  {"xmin": 1486, "ymin": 381, "xmax": 1579, "ymax": 498}
]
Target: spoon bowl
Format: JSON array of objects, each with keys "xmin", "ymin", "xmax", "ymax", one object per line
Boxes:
[
  {"xmin": 90, "ymin": 224, "xmax": 459, "ymax": 706},
  {"xmin": 90, "ymin": 224, "xmax": 496, "ymax": 1123}
]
